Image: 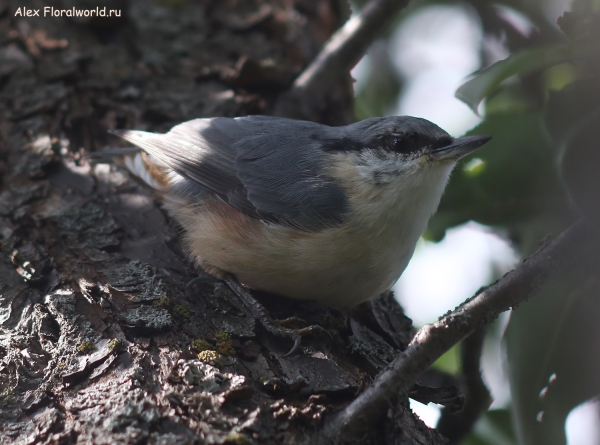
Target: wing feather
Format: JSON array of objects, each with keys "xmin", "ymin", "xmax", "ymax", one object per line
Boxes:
[{"xmin": 111, "ymin": 116, "xmax": 349, "ymax": 231}]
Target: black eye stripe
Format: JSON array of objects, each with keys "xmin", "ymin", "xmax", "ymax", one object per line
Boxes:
[
  {"xmin": 388, "ymin": 134, "xmax": 418, "ymax": 154},
  {"xmin": 317, "ymin": 119, "xmax": 453, "ymax": 154},
  {"xmin": 434, "ymin": 135, "xmax": 453, "ymax": 149},
  {"xmin": 386, "ymin": 133, "xmax": 453, "ymax": 154}
]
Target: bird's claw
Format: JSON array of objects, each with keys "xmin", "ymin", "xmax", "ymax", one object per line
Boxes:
[
  {"xmin": 220, "ymin": 273, "xmax": 330, "ymax": 356},
  {"xmin": 276, "ymin": 316, "xmax": 307, "ymax": 327},
  {"xmin": 186, "ymin": 273, "xmax": 221, "ymax": 297},
  {"xmin": 283, "ymin": 336, "xmax": 303, "ymax": 357},
  {"xmin": 275, "ymin": 323, "xmax": 332, "ymax": 356}
]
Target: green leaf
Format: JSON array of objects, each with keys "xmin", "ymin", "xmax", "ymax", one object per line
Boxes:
[
  {"xmin": 463, "ymin": 409, "xmax": 518, "ymax": 445},
  {"xmin": 456, "ymin": 45, "xmax": 575, "ymax": 114},
  {"xmin": 426, "ymin": 112, "xmax": 569, "ymax": 242},
  {"xmin": 543, "ymin": 79, "xmax": 600, "ymax": 222},
  {"xmin": 505, "ymin": 263, "xmax": 600, "ymax": 445},
  {"xmin": 432, "ymin": 343, "xmax": 460, "ymax": 374}
]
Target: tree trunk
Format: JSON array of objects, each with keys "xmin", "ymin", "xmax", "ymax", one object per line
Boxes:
[{"xmin": 0, "ymin": 1, "xmax": 447, "ymax": 443}]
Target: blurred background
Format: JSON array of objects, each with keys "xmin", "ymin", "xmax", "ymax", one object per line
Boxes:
[
  {"xmin": 3, "ymin": 0, "xmax": 596, "ymax": 442},
  {"xmin": 350, "ymin": 0, "xmax": 600, "ymax": 443}
]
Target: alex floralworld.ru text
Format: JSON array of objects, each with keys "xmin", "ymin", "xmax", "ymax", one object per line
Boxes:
[{"xmin": 14, "ymin": 6, "xmax": 121, "ymax": 18}]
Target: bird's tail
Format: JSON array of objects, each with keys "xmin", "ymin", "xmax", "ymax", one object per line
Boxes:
[{"xmin": 87, "ymin": 130, "xmax": 171, "ymax": 191}]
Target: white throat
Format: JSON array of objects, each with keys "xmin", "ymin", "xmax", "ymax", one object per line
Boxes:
[{"xmin": 328, "ymin": 151, "xmax": 455, "ymax": 302}]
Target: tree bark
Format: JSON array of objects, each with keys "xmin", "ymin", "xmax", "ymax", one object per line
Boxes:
[{"xmin": 0, "ymin": 1, "xmax": 446, "ymax": 444}]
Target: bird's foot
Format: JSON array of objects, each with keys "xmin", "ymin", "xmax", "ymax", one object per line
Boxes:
[
  {"xmin": 274, "ymin": 316, "xmax": 308, "ymax": 328},
  {"xmin": 186, "ymin": 273, "xmax": 221, "ymax": 297},
  {"xmin": 221, "ymin": 274, "xmax": 331, "ymax": 356}
]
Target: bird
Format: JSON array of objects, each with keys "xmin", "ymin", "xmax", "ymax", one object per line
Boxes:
[
  {"xmin": 104, "ymin": 115, "xmax": 490, "ymax": 309},
  {"xmin": 97, "ymin": 115, "xmax": 490, "ymax": 355}
]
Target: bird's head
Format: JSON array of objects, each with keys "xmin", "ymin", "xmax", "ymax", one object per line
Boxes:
[{"xmin": 324, "ymin": 116, "xmax": 490, "ymax": 188}]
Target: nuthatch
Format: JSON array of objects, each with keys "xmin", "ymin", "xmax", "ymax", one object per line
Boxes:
[{"xmin": 107, "ymin": 116, "xmax": 490, "ymax": 308}]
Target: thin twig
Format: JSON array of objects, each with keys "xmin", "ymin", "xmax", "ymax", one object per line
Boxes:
[
  {"xmin": 316, "ymin": 219, "xmax": 596, "ymax": 444},
  {"xmin": 437, "ymin": 327, "xmax": 492, "ymax": 444},
  {"xmin": 274, "ymin": 0, "xmax": 410, "ymax": 119}
]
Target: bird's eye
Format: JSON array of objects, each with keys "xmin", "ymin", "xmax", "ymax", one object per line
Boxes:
[
  {"xmin": 390, "ymin": 133, "xmax": 418, "ymax": 153},
  {"xmin": 391, "ymin": 137, "xmax": 402, "ymax": 150}
]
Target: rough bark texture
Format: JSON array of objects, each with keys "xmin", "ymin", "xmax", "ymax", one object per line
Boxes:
[{"xmin": 0, "ymin": 1, "xmax": 447, "ymax": 444}]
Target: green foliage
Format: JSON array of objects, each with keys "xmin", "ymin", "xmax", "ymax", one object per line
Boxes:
[
  {"xmin": 463, "ymin": 409, "xmax": 517, "ymax": 445},
  {"xmin": 544, "ymin": 79, "xmax": 600, "ymax": 223},
  {"xmin": 432, "ymin": 343, "xmax": 461, "ymax": 374},
  {"xmin": 354, "ymin": 42, "xmax": 403, "ymax": 120},
  {"xmin": 505, "ymin": 264, "xmax": 600, "ymax": 445},
  {"xmin": 446, "ymin": 1, "xmax": 600, "ymax": 444},
  {"xmin": 456, "ymin": 45, "xmax": 578, "ymax": 114},
  {"xmin": 427, "ymin": 112, "xmax": 568, "ymax": 242},
  {"xmin": 352, "ymin": 0, "xmax": 600, "ymax": 442}
]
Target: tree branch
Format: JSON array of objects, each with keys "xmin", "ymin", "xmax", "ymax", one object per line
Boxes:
[
  {"xmin": 274, "ymin": 0, "xmax": 410, "ymax": 119},
  {"xmin": 437, "ymin": 327, "xmax": 492, "ymax": 444},
  {"xmin": 317, "ymin": 219, "xmax": 597, "ymax": 444}
]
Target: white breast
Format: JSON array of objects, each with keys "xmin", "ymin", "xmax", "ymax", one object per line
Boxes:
[
  {"xmin": 166, "ymin": 153, "xmax": 455, "ymax": 308},
  {"xmin": 314, "ymin": 152, "xmax": 454, "ymax": 306}
]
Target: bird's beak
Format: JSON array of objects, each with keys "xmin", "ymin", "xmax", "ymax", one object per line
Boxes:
[{"xmin": 431, "ymin": 135, "xmax": 492, "ymax": 161}]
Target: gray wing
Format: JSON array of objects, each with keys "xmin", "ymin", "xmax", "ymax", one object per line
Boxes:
[{"xmin": 111, "ymin": 116, "xmax": 349, "ymax": 231}]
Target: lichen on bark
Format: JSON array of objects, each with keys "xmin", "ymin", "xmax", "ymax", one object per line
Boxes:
[{"xmin": 0, "ymin": 1, "xmax": 446, "ymax": 444}]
